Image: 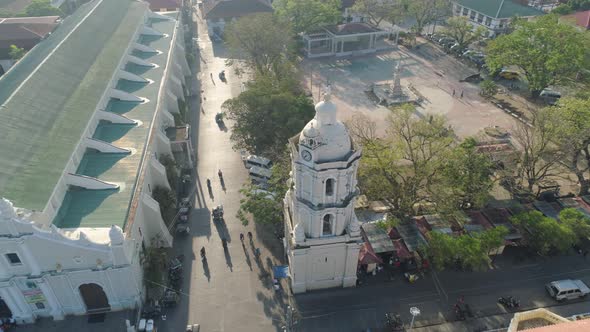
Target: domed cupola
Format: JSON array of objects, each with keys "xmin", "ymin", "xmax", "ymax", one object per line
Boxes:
[{"xmin": 298, "ymin": 91, "xmax": 352, "ymax": 163}]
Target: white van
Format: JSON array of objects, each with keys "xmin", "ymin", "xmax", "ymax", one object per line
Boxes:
[
  {"xmin": 245, "ymin": 155, "xmax": 272, "ymax": 169},
  {"xmin": 540, "ymin": 89, "xmax": 561, "ymax": 105},
  {"xmin": 545, "ymin": 279, "xmax": 590, "ymax": 301},
  {"xmin": 249, "ymin": 166, "xmax": 272, "ymax": 184}
]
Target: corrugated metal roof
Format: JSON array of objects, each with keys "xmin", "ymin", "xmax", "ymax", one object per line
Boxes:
[
  {"xmin": 454, "ymin": 0, "xmax": 543, "ymax": 19},
  {"xmin": 0, "ymin": 0, "xmax": 145, "ymax": 211}
]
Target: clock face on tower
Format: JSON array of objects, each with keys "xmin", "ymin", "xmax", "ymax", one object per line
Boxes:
[{"xmin": 301, "ymin": 149, "xmax": 312, "ymax": 161}]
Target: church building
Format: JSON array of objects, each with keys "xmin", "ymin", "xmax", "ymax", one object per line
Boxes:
[{"xmin": 283, "ymin": 92, "xmax": 362, "ymax": 294}]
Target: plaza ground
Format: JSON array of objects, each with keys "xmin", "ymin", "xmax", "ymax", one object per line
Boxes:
[{"xmin": 303, "ymin": 38, "xmax": 520, "ymax": 140}]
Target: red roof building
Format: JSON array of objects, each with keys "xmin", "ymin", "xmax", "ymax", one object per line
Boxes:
[
  {"xmin": 0, "ymin": 16, "xmax": 60, "ymax": 57},
  {"xmin": 562, "ymin": 10, "xmax": 590, "ymax": 30}
]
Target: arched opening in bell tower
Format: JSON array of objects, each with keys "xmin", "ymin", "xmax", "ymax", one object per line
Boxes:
[
  {"xmin": 322, "ymin": 214, "xmax": 334, "ymax": 236},
  {"xmin": 325, "ymin": 178, "xmax": 334, "ymax": 196}
]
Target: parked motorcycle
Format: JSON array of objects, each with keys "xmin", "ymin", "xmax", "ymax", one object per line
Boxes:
[{"xmin": 498, "ymin": 296, "xmax": 520, "ymax": 309}]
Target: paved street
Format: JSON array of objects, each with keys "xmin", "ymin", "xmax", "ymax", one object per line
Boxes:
[
  {"xmin": 156, "ymin": 10, "xmax": 288, "ymax": 332},
  {"xmin": 295, "ymin": 249, "xmax": 590, "ymax": 331}
]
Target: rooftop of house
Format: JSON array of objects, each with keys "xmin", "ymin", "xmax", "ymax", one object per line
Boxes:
[
  {"xmin": 0, "ymin": 16, "xmax": 60, "ymax": 48},
  {"xmin": 144, "ymin": 0, "xmax": 181, "ymax": 10},
  {"xmin": 562, "ymin": 10, "xmax": 590, "ymax": 29},
  {"xmin": 454, "ymin": 0, "xmax": 544, "ymax": 19},
  {"xmin": 204, "ymin": 0, "xmax": 272, "ymax": 19}
]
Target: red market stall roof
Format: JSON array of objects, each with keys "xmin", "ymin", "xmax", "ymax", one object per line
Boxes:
[
  {"xmin": 359, "ymin": 243, "xmax": 383, "ymax": 265},
  {"xmin": 392, "ymin": 239, "xmax": 412, "ymax": 260}
]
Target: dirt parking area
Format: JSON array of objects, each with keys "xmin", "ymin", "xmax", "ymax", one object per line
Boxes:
[{"xmin": 302, "ymin": 40, "xmax": 520, "ymax": 139}]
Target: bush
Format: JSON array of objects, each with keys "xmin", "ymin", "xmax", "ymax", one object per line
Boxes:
[
  {"xmin": 479, "ymin": 79, "xmax": 498, "ymax": 99},
  {"xmin": 159, "ymin": 154, "xmax": 178, "ymax": 192},
  {"xmin": 152, "ymin": 186, "xmax": 177, "ymax": 227}
]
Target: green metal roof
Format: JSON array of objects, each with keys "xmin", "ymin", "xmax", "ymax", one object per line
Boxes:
[
  {"xmin": 0, "ymin": 0, "xmax": 146, "ymax": 211},
  {"xmin": 455, "ymin": 0, "xmax": 544, "ymax": 19},
  {"xmin": 52, "ymin": 17, "xmax": 178, "ymax": 229}
]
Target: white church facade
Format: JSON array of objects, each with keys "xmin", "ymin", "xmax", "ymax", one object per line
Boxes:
[{"xmin": 284, "ymin": 93, "xmax": 362, "ymax": 294}]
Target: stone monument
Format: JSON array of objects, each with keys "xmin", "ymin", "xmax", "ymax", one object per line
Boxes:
[{"xmin": 371, "ymin": 59, "xmax": 419, "ymax": 106}]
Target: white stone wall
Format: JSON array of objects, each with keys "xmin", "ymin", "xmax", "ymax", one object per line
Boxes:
[{"xmin": 289, "ymin": 240, "xmax": 361, "ymax": 293}]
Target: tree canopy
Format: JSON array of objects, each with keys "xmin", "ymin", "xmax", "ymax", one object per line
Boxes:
[
  {"xmin": 426, "ymin": 227, "xmax": 507, "ymax": 271},
  {"xmin": 403, "ymin": 0, "xmax": 450, "ymax": 35},
  {"xmin": 512, "ymin": 107, "xmax": 562, "ymax": 197},
  {"xmin": 349, "ymin": 104, "xmax": 455, "ymax": 216},
  {"xmin": 432, "ymin": 138, "xmax": 494, "ymax": 214},
  {"xmin": 351, "ymin": 0, "xmax": 403, "ymax": 26},
  {"xmin": 23, "ymin": 0, "xmax": 63, "ymax": 17},
  {"xmin": 486, "ymin": 15, "xmax": 589, "ymax": 97},
  {"xmin": 222, "ymin": 74, "xmax": 315, "ymax": 158},
  {"xmin": 511, "ymin": 211, "xmax": 575, "ymax": 255},
  {"xmin": 559, "ymin": 208, "xmax": 590, "ymax": 243},
  {"xmin": 442, "ymin": 16, "xmax": 486, "ymax": 49},
  {"xmin": 224, "ymin": 13, "xmax": 293, "ymax": 77},
  {"xmin": 549, "ymin": 97, "xmax": 590, "ymax": 195},
  {"xmin": 349, "ymin": 105, "xmax": 494, "ymax": 217},
  {"xmin": 237, "ymin": 152, "xmax": 291, "ymax": 225},
  {"xmin": 273, "ymin": 0, "xmax": 342, "ymax": 34},
  {"xmin": 8, "ymin": 45, "xmax": 25, "ymax": 60}
]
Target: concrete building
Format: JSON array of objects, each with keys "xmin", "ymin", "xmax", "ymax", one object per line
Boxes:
[
  {"xmin": 302, "ymin": 22, "xmax": 395, "ymax": 58},
  {"xmin": 0, "ymin": 0, "xmax": 190, "ymax": 324},
  {"xmin": 452, "ymin": 0, "xmax": 544, "ymax": 37},
  {"xmin": 202, "ymin": 0, "xmax": 273, "ymax": 38},
  {"xmin": 284, "ymin": 91, "xmax": 362, "ymax": 294},
  {"xmin": 508, "ymin": 308, "xmax": 590, "ymax": 331}
]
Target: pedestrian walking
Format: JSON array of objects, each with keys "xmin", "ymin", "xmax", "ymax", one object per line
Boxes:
[
  {"xmin": 460, "ymin": 90, "xmax": 464, "ymax": 98},
  {"xmin": 240, "ymin": 233, "xmax": 244, "ymax": 242},
  {"xmin": 452, "ymin": 89, "xmax": 456, "ymax": 97}
]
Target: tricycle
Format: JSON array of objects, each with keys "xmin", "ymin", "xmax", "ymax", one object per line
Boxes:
[{"xmin": 212, "ymin": 205, "xmax": 224, "ymax": 221}]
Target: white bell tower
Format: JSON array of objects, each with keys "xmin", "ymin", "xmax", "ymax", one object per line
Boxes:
[{"xmin": 283, "ymin": 90, "xmax": 362, "ymax": 294}]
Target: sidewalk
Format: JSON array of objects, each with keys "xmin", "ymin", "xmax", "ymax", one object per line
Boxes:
[{"xmin": 412, "ymin": 299, "xmax": 590, "ymax": 332}]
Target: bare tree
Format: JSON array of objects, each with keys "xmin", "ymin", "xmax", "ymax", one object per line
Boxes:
[{"xmin": 512, "ymin": 109, "xmax": 562, "ymax": 197}]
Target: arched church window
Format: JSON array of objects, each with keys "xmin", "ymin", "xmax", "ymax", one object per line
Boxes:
[
  {"xmin": 325, "ymin": 178, "xmax": 334, "ymax": 196},
  {"xmin": 322, "ymin": 214, "xmax": 333, "ymax": 236}
]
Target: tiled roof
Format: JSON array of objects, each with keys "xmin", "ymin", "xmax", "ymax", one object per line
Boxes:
[
  {"xmin": 454, "ymin": 0, "xmax": 544, "ymax": 19},
  {"xmin": 0, "ymin": 16, "xmax": 59, "ymax": 48},
  {"xmin": 144, "ymin": 0, "xmax": 181, "ymax": 10},
  {"xmin": 204, "ymin": 0, "xmax": 272, "ymax": 19},
  {"xmin": 562, "ymin": 10, "xmax": 590, "ymax": 29},
  {"xmin": 517, "ymin": 319, "xmax": 590, "ymax": 332},
  {"xmin": 324, "ymin": 22, "xmax": 380, "ymax": 35},
  {"xmin": 0, "ymin": 0, "xmax": 147, "ymax": 211}
]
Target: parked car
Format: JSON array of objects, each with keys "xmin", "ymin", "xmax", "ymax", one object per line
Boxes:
[
  {"xmin": 249, "ymin": 166, "xmax": 272, "ymax": 184},
  {"xmin": 438, "ymin": 38, "xmax": 456, "ymax": 48},
  {"xmin": 186, "ymin": 324, "xmax": 200, "ymax": 332},
  {"xmin": 540, "ymin": 88, "xmax": 561, "ymax": 105},
  {"xmin": 244, "ymin": 154, "xmax": 272, "ymax": 169},
  {"xmin": 546, "ymin": 279, "xmax": 590, "ymax": 301},
  {"xmin": 498, "ymin": 69, "xmax": 519, "ymax": 80},
  {"xmin": 462, "ymin": 50, "xmax": 483, "ymax": 58}
]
